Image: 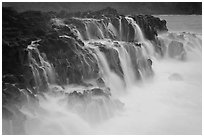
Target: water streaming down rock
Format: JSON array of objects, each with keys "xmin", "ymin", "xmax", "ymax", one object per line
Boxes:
[
  {"xmin": 27, "ymin": 40, "xmax": 56, "ymax": 91},
  {"xmin": 3, "ymin": 13, "xmax": 156, "ymax": 134},
  {"xmin": 91, "ymin": 46, "xmax": 125, "ymax": 94},
  {"xmin": 74, "ymin": 15, "xmax": 155, "ymax": 82},
  {"xmin": 71, "ymin": 16, "xmax": 148, "ymax": 42},
  {"xmin": 2, "ymin": 7, "xmax": 201, "ymax": 134},
  {"xmin": 115, "ymin": 44, "xmax": 136, "ymax": 87}
]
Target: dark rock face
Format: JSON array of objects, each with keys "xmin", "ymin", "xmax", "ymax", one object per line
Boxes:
[
  {"xmin": 2, "ymin": 7, "xmax": 53, "ymax": 96},
  {"xmin": 120, "ymin": 17, "xmax": 136, "ymax": 42},
  {"xmin": 133, "ymin": 15, "xmax": 168, "ymax": 41},
  {"xmin": 38, "ymin": 34, "xmax": 99, "ymax": 85}
]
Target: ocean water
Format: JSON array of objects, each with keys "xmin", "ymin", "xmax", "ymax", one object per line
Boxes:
[{"xmin": 155, "ymin": 15, "xmax": 202, "ymax": 34}]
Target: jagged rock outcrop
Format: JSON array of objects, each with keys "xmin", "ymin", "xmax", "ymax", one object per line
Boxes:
[
  {"xmin": 60, "ymin": 7, "xmax": 167, "ymax": 42},
  {"xmin": 38, "ymin": 35, "xmax": 100, "ymax": 85},
  {"xmin": 66, "ymin": 87, "xmax": 123, "ymax": 122},
  {"xmin": 133, "ymin": 15, "xmax": 168, "ymax": 40},
  {"xmin": 2, "ymin": 7, "xmax": 167, "ymax": 121},
  {"xmin": 2, "ymin": 7, "xmax": 166, "ymax": 84}
]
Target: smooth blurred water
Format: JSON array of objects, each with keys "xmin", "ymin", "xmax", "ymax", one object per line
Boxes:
[{"xmin": 155, "ymin": 15, "xmax": 202, "ymax": 34}]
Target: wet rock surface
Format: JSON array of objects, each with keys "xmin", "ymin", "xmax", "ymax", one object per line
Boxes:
[
  {"xmin": 133, "ymin": 15, "xmax": 168, "ymax": 40},
  {"xmin": 2, "ymin": 7, "xmax": 166, "ymax": 122},
  {"xmin": 66, "ymin": 87, "xmax": 123, "ymax": 122},
  {"xmin": 168, "ymin": 41, "xmax": 186, "ymax": 60}
]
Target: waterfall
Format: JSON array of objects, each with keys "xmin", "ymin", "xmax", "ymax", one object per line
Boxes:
[
  {"xmin": 25, "ymin": 16, "xmax": 155, "ymax": 95},
  {"xmin": 107, "ymin": 22, "xmax": 118, "ymax": 39},
  {"xmin": 72, "ymin": 16, "xmax": 150, "ymax": 43},
  {"xmin": 119, "ymin": 16, "xmax": 122, "ymax": 41},
  {"xmin": 87, "ymin": 44, "xmax": 125, "ymax": 95},
  {"xmin": 2, "ymin": 16, "xmax": 163, "ymax": 134},
  {"xmin": 114, "ymin": 44, "xmax": 136, "ymax": 87},
  {"xmin": 84, "ymin": 20, "xmax": 105, "ymax": 39},
  {"xmin": 125, "ymin": 16, "xmax": 145, "ymax": 42},
  {"xmin": 27, "ymin": 40, "xmax": 56, "ymax": 91},
  {"xmin": 3, "ymin": 12, "xmax": 201, "ymax": 135}
]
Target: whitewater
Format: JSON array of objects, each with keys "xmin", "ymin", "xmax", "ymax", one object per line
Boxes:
[{"xmin": 2, "ymin": 15, "xmax": 202, "ymax": 135}]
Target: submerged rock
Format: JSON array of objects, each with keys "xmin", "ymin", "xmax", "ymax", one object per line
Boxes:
[{"xmin": 168, "ymin": 41, "xmax": 186, "ymax": 60}]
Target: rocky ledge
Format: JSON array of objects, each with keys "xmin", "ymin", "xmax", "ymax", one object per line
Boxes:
[{"xmin": 2, "ymin": 7, "xmax": 167, "ymax": 122}]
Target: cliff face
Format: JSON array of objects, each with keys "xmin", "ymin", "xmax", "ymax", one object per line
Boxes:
[{"xmin": 2, "ymin": 7, "xmax": 167, "ymax": 122}]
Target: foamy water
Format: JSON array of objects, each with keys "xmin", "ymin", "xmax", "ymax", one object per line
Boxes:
[{"xmin": 20, "ymin": 49, "xmax": 201, "ymax": 135}]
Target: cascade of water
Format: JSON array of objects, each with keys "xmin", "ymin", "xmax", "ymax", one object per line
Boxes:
[
  {"xmin": 107, "ymin": 22, "xmax": 118, "ymax": 39},
  {"xmin": 82, "ymin": 22, "xmax": 90, "ymax": 40},
  {"xmin": 119, "ymin": 16, "xmax": 122, "ymax": 41},
  {"xmin": 114, "ymin": 44, "xmax": 136, "ymax": 87},
  {"xmin": 83, "ymin": 20, "xmax": 104, "ymax": 40},
  {"xmin": 91, "ymin": 46, "xmax": 125, "ymax": 95},
  {"xmin": 124, "ymin": 17, "xmax": 155, "ymax": 57},
  {"xmin": 96, "ymin": 21, "xmax": 106, "ymax": 39},
  {"xmin": 70, "ymin": 16, "xmax": 152, "ymax": 46},
  {"xmin": 125, "ymin": 16, "xmax": 145, "ymax": 42},
  {"xmin": 27, "ymin": 40, "xmax": 56, "ymax": 89}
]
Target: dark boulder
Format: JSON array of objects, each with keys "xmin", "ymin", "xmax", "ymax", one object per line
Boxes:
[{"xmin": 96, "ymin": 77, "xmax": 106, "ymax": 87}]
